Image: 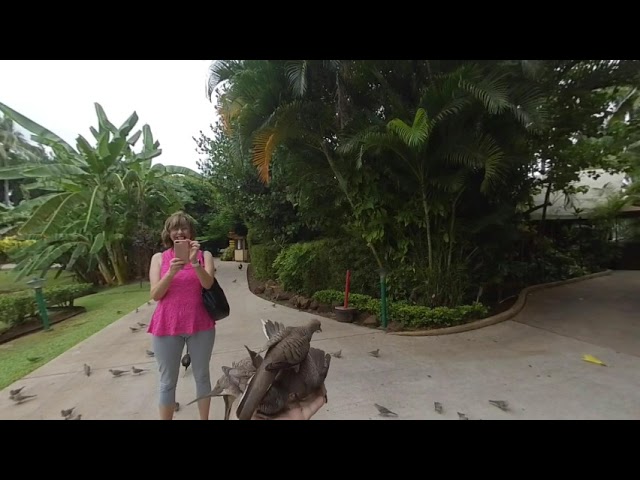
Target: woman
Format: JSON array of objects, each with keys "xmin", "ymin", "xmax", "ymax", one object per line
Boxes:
[{"xmin": 148, "ymin": 211, "xmax": 216, "ymax": 420}]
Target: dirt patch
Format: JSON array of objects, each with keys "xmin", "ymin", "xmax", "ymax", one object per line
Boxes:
[{"xmin": 0, "ymin": 306, "xmax": 86, "ymax": 345}]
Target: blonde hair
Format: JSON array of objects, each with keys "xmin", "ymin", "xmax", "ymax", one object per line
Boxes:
[{"xmin": 161, "ymin": 211, "xmax": 196, "ymax": 248}]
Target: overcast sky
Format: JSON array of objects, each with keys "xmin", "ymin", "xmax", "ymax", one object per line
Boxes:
[{"xmin": 0, "ymin": 60, "xmax": 219, "ymax": 171}]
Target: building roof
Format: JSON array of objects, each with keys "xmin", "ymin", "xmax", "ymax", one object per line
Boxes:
[{"xmin": 528, "ymin": 169, "xmax": 635, "ymax": 220}]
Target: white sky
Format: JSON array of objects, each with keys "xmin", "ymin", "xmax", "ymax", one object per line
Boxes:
[{"xmin": 0, "ymin": 60, "xmax": 219, "ymax": 172}]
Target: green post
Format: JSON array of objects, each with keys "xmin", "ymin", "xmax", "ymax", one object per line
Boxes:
[
  {"xmin": 380, "ymin": 268, "xmax": 388, "ymax": 329},
  {"xmin": 26, "ymin": 278, "xmax": 51, "ymax": 331},
  {"xmin": 34, "ymin": 287, "xmax": 51, "ymax": 331}
]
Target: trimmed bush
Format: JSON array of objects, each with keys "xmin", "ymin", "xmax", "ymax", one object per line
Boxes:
[
  {"xmin": 312, "ymin": 289, "xmax": 489, "ymax": 329},
  {"xmin": 271, "ymin": 238, "xmax": 380, "ymax": 297},
  {"xmin": 249, "ymin": 244, "xmax": 282, "ymax": 281},
  {"xmin": 0, "ymin": 283, "xmax": 95, "ymax": 327}
]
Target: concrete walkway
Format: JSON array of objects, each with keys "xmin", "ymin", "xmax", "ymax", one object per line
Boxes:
[{"xmin": 1, "ymin": 263, "xmax": 639, "ymax": 420}]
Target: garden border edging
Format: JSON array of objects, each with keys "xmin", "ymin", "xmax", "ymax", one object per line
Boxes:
[{"xmin": 388, "ymin": 270, "xmax": 613, "ymax": 337}]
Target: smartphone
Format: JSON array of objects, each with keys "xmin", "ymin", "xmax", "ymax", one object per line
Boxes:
[{"xmin": 173, "ymin": 239, "xmax": 190, "ymax": 263}]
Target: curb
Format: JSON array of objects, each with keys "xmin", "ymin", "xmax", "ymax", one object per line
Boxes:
[{"xmin": 388, "ymin": 270, "xmax": 613, "ymax": 337}]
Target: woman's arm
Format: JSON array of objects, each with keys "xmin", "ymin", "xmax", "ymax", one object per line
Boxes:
[
  {"xmin": 192, "ymin": 250, "xmax": 215, "ymax": 289},
  {"xmin": 149, "ymin": 253, "xmax": 182, "ymax": 301}
]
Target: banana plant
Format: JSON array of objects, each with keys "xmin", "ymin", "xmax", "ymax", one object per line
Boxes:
[{"xmin": 0, "ymin": 101, "xmax": 200, "ymax": 285}]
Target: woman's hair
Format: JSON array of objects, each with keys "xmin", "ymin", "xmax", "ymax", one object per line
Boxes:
[{"xmin": 161, "ymin": 211, "xmax": 196, "ymax": 248}]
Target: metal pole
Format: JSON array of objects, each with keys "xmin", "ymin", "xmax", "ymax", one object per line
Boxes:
[
  {"xmin": 34, "ymin": 287, "xmax": 51, "ymax": 331},
  {"xmin": 344, "ymin": 270, "xmax": 351, "ymax": 308},
  {"xmin": 380, "ymin": 269, "xmax": 388, "ymax": 329}
]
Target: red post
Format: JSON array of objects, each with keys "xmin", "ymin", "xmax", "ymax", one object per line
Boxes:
[{"xmin": 344, "ymin": 270, "xmax": 351, "ymax": 308}]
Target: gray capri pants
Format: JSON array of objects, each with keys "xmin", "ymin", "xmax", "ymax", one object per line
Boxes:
[{"xmin": 152, "ymin": 327, "xmax": 216, "ymax": 406}]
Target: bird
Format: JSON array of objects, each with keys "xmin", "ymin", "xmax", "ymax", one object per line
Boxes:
[
  {"xmin": 489, "ymin": 400, "xmax": 509, "ymax": 411},
  {"xmin": 129, "ymin": 326, "xmax": 140, "ymax": 333},
  {"xmin": 235, "ymin": 318, "xmax": 323, "ymax": 420},
  {"xmin": 109, "ymin": 369, "xmax": 128, "ymax": 377},
  {"xmin": 26, "ymin": 356, "xmax": 42, "ymax": 362},
  {"xmin": 238, "ymin": 264, "xmax": 243, "ymax": 270},
  {"xmin": 374, "ymin": 403, "xmax": 398, "ymax": 417},
  {"xmin": 135, "ymin": 307, "xmax": 139, "ymax": 313},
  {"xmin": 368, "ymin": 349, "xmax": 380, "ymax": 358},
  {"xmin": 83, "ymin": 364, "xmax": 91, "ymax": 377},
  {"xmin": 9, "ymin": 387, "xmax": 25, "ymax": 397},
  {"xmin": 131, "ymin": 366, "xmax": 147, "ymax": 375},
  {"xmin": 146, "ymin": 350, "xmax": 155, "ymax": 357},
  {"xmin": 257, "ymin": 346, "xmax": 331, "ymax": 417},
  {"xmin": 232, "ymin": 279, "xmax": 237, "ymax": 283},
  {"xmin": 61, "ymin": 407, "xmax": 75, "ymax": 418},
  {"xmin": 330, "ymin": 350, "xmax": 342, "ymax": 358},
  {"xmin": 137, "ymin": 322, "xmax": 147, "ymax": 327},
  {"xmin": 434, "ymin": 402, "xmax": 443, "ymax": 414},
  {"xmin": 187, "ymin": 363, "xmax": 249, "ymax": 420},
  {"xmin": 181, "ymin": 352, "xmax": 191, "ymax": 376},
  {"xmin": 11, "ymin": 392, "xmax": 37, "ymax": 404},
  {"xmin": 457, "ymin": 412, "xmax": 468, "ymax": 420}
]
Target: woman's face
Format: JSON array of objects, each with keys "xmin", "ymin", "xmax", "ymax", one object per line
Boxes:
[{"xmin": 169, "ymin": 222, "xmax": 192, "ymax": 243}]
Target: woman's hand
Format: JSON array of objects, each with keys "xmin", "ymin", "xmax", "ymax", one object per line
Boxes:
[
  {"xmin": 167, "ymin": 257, "xmax": 185, "ymax": 276},
  {"xmin": 189, "ymin": 241, "xmax": 201, "ymax": 264}
]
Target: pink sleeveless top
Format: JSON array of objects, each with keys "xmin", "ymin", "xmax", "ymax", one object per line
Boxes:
[{"xmin": 147, "ymin": 249, "xmax": 215, "ymax": 336}]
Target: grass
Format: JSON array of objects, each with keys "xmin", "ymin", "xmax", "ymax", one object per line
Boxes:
[
  {"xmin": 0, "ymin": 268, "xmax": 76, "ymax": 294},
  {"xmin": 0, "ymin": 281, "xmax": 151, "ymax": 390}
]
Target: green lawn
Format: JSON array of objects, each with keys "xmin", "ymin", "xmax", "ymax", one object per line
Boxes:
[
  {"xmin": 0, "ymin": 268, "xmax": 77, "ymax": 294},
  {"xmin": 0, "ymin": 281, "xmax": 151, "ymax": 390}
]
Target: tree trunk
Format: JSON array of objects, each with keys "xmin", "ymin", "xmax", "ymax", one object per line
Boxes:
[{"xmin": 421, "ymin": 190, "xmax": 433, "ymax": 269}]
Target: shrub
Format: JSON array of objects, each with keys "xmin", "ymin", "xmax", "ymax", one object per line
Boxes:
[
  {"xmin": 312, "ymin": 289, "xmax": 489, "ymax": 329},
  {"xmin": 0, "ymin": 283, "xmax": 95, "ymax": 327},
  {"xmin": 272, "ymin": 238, "xmax": 380, "ymax": 297},
  {"xmin": 249, "ymin": 244, "xmax": 282, "ymax": 281},
  {"xmin": 0, "ymin": 237, "xmax": 36, "ymax": 263}
]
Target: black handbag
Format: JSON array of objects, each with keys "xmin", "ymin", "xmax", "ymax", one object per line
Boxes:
[
  {"xmin": 202, "ymin": 278, "xmax": 230, "ymax": 321},
  {"xmin": 196, "ymin": 257, "xmax": 230, "ymax": 321}
]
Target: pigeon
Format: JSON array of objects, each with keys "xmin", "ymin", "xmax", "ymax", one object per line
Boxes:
[
  {"xmin": 135, "ymin": 308, "xmax": 139, "ymax": 313},
  {"xmin": 109, "ymin": 369, "xmax": 128, "ymax": 377},
  {"xmin": 238, "ymin": 264, "xmax": 243, "ymax": 270},
  {"xmin": 374, "ymin": 403, "xmax": 398, "ymax": 417},
  {"xmin": 257, "ymin": 346, "xmax": 331, "ymax": 417},
  {"xmin": 9, "ymin": 387, "xmax": 25, "ymax": 397},
  {"xmin": 232, "ymin": 279, "xmax": 237, "ymax": 283},
  {"xmin": 137, "ymin": 322, "xmax": 147, "ymax": 327},
  {"xmin": 330, "ymin": 350, "xmax": 342, "ymax": 358},
  {"xmin": 11, "ymin": 392, "xmax": 37, "ymax": 404},
  {"xmin": 181, "ymin": 352, "xmax": 191, "ymax": 376},
  {"xmin": 129, "ymin": 326, "xmax": 140, "ymax": 333},
  {"xmin": 434, "ymin": 402, "xmax": 443, "ymax": 414},
  {"xmin": 368, "ymin": 349, "xmax": 380, "ymax": 358},
  {"xmin": 61, "ymin": 407, "xmax": 75, "ymax": 418},
  {"xmin": 146, "ymin": 350, "xmax": 155, "ymax": 357},
  {"xmin": 235, "ymin": 318, "xmax": 322, "ymax": 420},
  {"xmin": 84, "ymin": 364, "xmax": 91, "ymax": 377},
  {"xmin": 187, "ymin": 363, "xmax": 250, "ymax": 420},
  {"xmin": 131, "ymin": 366, "xmax": 147, "ymax": 375},
  {"xmin": 489, "ymin": 400, "xmax": 509, "ymax": 412},
  {"xmin": 457, "ymin": 412, "xmax": 468, "ymax": 420},
  {"xmin": 26, "ymin": 356, "xmax": 42, "ymax": 362}
]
